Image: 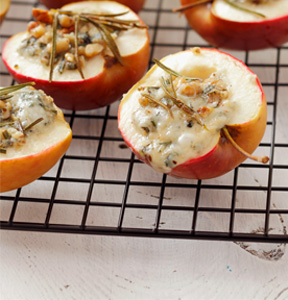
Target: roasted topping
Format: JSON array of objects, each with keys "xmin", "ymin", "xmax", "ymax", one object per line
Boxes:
[
  {"xmin": 0, "ymin": 83, "xmax": 57, "ymax": 154},
  {"xmin": 132, "ymin": 50, "xmax": 268, "ymax": 168},
  {"xmin": 137, "ymin": 59, "xmax": 229, "ymax": 130},
  {"xmin": 18, "ymin": 8, "xmax": 147, "ymax": 82}
]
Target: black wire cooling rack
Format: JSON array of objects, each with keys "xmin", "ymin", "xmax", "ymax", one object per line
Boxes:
[{"xmin": 0, "ymin": 0, "xmax": 287, "ymax": 243}]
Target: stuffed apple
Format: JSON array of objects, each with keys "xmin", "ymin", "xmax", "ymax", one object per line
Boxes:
[
  {"xmin": 39, "ymin": 0, "xmax": 146, "ymax": 13},
  {"xmin": 176, "ymin": 0, "xmax": 288, "ymax": 51},
  {"xmin": 118, "ymin": 47, "xmax": 269, "ymax": 180},
  {"xmin": 0, "ymin": 83, "xmax": 72, "ymax": 193},
  {"xmin": 2, "ymin": 1, "xmax": 150, "ymax": 110}
]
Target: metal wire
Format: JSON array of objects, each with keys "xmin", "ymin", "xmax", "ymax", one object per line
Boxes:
[{"xmin": 0, "ymin": 0, "xmax": 287, "ymax": 243}]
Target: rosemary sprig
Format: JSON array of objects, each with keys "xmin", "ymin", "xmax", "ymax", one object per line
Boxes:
[
  {"xmin": 60, "ymin": 10, "xmax": 130, "ymax": 18},
  {"xmin": 153, "ymin": 58, "xmax": 201, "ymax": 82},
  {"xmin": 81, "ymin": 16, "xmax": 124, "ymax": 66},
  {"xmin": 17, "ymin": 118, "xmax": 24, "ymax": 135},
  {"xmin": 160, "ymin": 76, "xmax": 181, "ymax": 108},
  {"xmin": 23, "ymin": 117, "xmax": 44, "ymax": 132},
  {"xmin": 57, "ymin": 56, "xmax": 66, "ymax": 74},
  {"xmin": 74, "ymin": 15, "xmax": 85, "ymax": 79},
  {"xmin": 0, "ymin": 95, "xmax": 13, "ymax": 101},
  {"xmin": 221, "ymin": 126, "xmax": 269, "ymax": 163},
  {"xmin": 173, "ymin": 0, "xmax": 266, "ymax": 18},
  {"xmin": 2, "ymin": 129, "xmax": 11, "ymax": 139},
  {"xmin": 98, "ymin": 22, "xmax": 124, "ymax": 66},
  {"xmin": 223, "ymin": 0, "xmax": 266, "ymax": 18},
  {"xmin": 83, "ymin": 13, "xmax": 146, "ymax": 29},
  {"xmin": 49, "ymin": 11, "xmax": 58, "ymax": 83},
  {"xmin": 0, "ymin": 121, "xmax": 16, "ymax": 128},
  {"xmin": 43, "ymin": 9, "xmax": 147, "ymax": 80},
  {"xmin": 31, "ymin": 7, "xmax": 148, "ymax": 81},
  {"xmin": 160, "ymin": 76, "xmax": 204, "ymax": 126},
  {"xmin": 141, "ymin": 93, "xmax": 174, "ymax": 118},
  {"xmin": 169, "ymin": 74, "xmax": 177, "ymax": 98},
  {"xmin": 0, "ymin": 82, "xmax": 35, "ymax": 96},
  {"xmin": 63, "ymin": 10, "xmax": 147, "ymax": 29}
]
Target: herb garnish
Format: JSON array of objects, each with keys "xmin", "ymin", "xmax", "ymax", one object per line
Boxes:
[
  {"xmin": 159, "ymin": 75, "xmax": 204, "ymax": 126},
  {"xmin": 30, "ymin": 8, "xmax": 147, "ymax": 82},
  {"xmin": 221, "ymin": 126, "xmax": 269, "ymax": 163},
  {"xmin": 141, "ymin": 92, "xmax": 174, "ymax": 118},
  {"xmin": 73, "ymin": 15, "xmax": 85, "ymax": 80},
  {"xmin": 23, "ymin": 117, "xmax": 44, "ymax": 132},
  {"xmin": 153, "ymin": 58, "xmax": 201, "ymax": 82},
  {"xmin": 0, "ymin": 82, "xmax": 35, "ymax": 96},
  {"xmin": 49, "ymin": 12, "xmax": 58, "ymax": 82},
  {"xmin": 137, "ymin": 53, "xmax": 269, "ymax": 165},
  {"xmin": 173, "ymin": 0, "xmax": 266, "ymax": 18},
  {"xmin": 139, "ymin": 59, "xmax": 204, "ymax": 126},
  {"xmin": 0, "ymin": 82, "xmax": 49, "ymax": 154}
]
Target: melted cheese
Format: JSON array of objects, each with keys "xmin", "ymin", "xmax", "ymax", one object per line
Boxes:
[
  {"xmin": 0, "ymin": 87, "xmax": 71, "ymax": 159},
  {"xmin": 3, "ymin": 1, "xmax": 148, "ymax": 81},
  {"xmin": 119, "ymin": 49, "xmax": 262, "ymax": 173},
  {"xmin": 2, "ymin": 118, "xmax": 70, "ymax": 159},
  {"xmin": 213, "ymin": 0, "xmax": 288, "ymax": 22}
]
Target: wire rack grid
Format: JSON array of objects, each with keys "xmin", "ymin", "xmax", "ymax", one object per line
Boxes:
[{"xmin": 0, "ymin": 0, "xmax": 287, "ymax": 243}]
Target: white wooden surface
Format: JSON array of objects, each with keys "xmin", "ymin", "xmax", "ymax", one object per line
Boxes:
[
  {"xmin": 1, "ymin": 0, "xmax": 288, "ymax": 299},
  {"xmin": 0, "ymin": 231, "xmax": 288, "ymax": 300}
]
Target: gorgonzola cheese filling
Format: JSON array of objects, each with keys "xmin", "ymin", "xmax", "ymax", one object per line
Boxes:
[
  {"xmin": 0, "ymin": 86, "xmax": 57, "ymax": 154},
  {"xmin": 14, "ymin": 3, "xmax": 147, "ymax": 81},
  {"xmin": 119, "ymin": 49, "xmax": 262, "ymax": 174},
  {"xmin": 132, "ymin": 70, "xmax": 233, "ymax": 171}
]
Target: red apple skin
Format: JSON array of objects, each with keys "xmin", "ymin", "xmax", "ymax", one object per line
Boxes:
[
  {"xmin": 169, "ymin": 100, "xmax": 267, "ymax": 179},
  {"xmin": 0, "ymin": 108, "xmax": 72, "ymax": 193},
  {"xmin": 180, "ymin": 0, "xmax": 288, "ymax": 51},
  {"xmin": 39, "ymin": 0, "xmax": 146, "ymax": 13},
  {"xmin": 118, "ymin": 48, "xmax": 267, "ymax": 180}
]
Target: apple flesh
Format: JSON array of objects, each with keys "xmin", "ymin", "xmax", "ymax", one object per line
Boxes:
[
  {"xmin": 2, "ymin": 1, "xmax": 150, "ymax": 110},
  {"xmin": 0, "ymin": 84, "xmax": 72, "ymax": 193},
  {"xmin": 179, "ymin": 0, "xmax": 288, "ymax": 51},
  {"xmin": 118, "ymin": 47, "xmax": 268, "ymax": 180}
]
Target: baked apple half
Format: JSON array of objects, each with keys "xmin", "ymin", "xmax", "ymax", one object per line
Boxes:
[
  {"xmin": 118, "ymin": 48, "xmax": 269, "ymax": 180},
  {"xmin": 0, "ymin": 83, "xmax": 72, "ymax": 193},
  {"xmin": 176, "ymin": 0, "xmax": 288, "ymax": 51},
  {"xmin": 2, "ymin": 1, "xmax": 150, "ymax": 110},
  {"xmin": 39, "ymin": 0, "xmax": 146, "ymax": 13}
]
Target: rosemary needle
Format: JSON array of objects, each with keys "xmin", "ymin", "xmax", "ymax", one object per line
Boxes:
[
  {"xmin": 173, "ymin": 0, "xmax": 266, "ymax": 18},
  {"xmin": 160, "ymin": 76, "xmax": 204, "ymax": 126},
  {"xmin": 80, "ymin": 16, "xmax": 124, "ymax": 66},
  {"xmin": 223, "ymin": 0, "xmax": 266, "ymax": 18},
  {"xmin": 74, "ymin": 15, "xmax": 85, "ymax": 79},
  {"xmin": 142, "ymin": 93, "xmax": 174, "ymax": 118},
  {"xmin": 49, "ymin": 12, "xmax": 58, "ymax": 82},
  {"xmin": 153, "ymin": 58, "xmax": 201, "ymax": 82},
  {"xmin": 23, "ymin": 117, "xmax": 44, "ymax": 132},
  {"xmin": 0, "ymin": 82, "xmax": 35, "ymax": 96}
]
